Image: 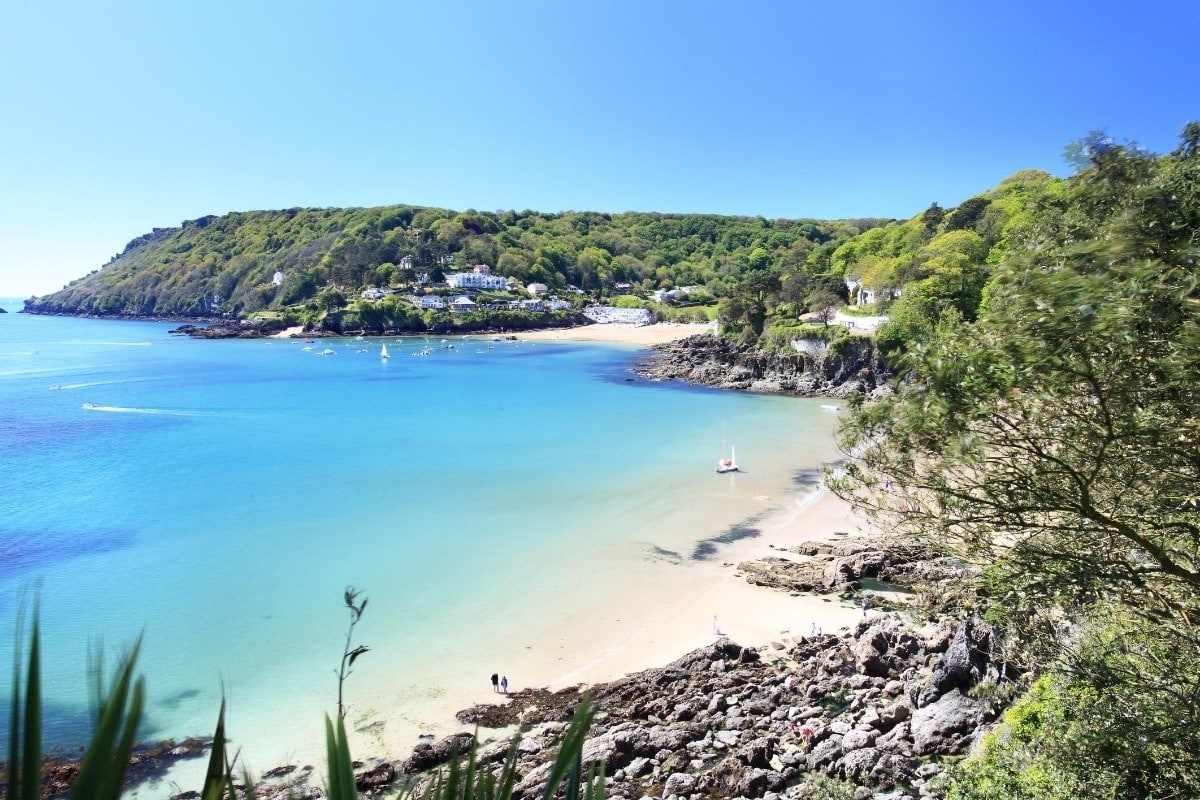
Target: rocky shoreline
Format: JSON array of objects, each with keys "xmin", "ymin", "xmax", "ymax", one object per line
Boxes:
[
  {"xmin": 230, "ymin": 541, "xmax": 1014, "ymax": 800},
  {"xmin": 634, "ymin": 334, "xmax": 892, "ymax": 398}
]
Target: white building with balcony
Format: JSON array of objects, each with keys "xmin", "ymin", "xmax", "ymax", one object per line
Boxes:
[{"xmin": 445, "ymin": 264, "xmax": 510, "ymax": 291}]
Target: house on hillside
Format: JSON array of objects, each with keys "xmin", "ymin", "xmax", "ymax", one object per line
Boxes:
[
  {"xmin": 446, "ymin": 264, "xmax": 510, "ymax": 291},
  {"xmin": 845, "ymin": 277, "xmax": 901, "ymax": 306},
  {"xmin": 526, "ymin": 282, "xmax": 548, "ymax": 295},
  {"xmin": 449, "ymin": 296, "xmax": 477, "ymax": 313},
  {"xmin": 411, "ymin": 295, "xmax": 445, "ymax": 310}
]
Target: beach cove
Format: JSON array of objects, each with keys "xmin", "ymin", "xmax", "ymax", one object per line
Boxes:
[{"xmin": 0, "ymin": 311, "xmax": 870, "ymax": 797}]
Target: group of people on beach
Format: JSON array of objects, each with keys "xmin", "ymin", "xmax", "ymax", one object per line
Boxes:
[{"xmin": 490, "ymin": 672, "xmax": 508, "ymax": 694}]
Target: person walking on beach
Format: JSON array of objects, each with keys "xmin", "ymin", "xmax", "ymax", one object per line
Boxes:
[
  {"xmin": 490, "ymin": 673, "xmax": 499, "ymax": 692},
  {"xmin": 500, "ymin": 675, "xmax": 508, "ymax": 694}
]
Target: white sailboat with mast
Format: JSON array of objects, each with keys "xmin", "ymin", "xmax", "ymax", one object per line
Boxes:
[
  {"xmin": 380, "ymin": 342, "xmax": 390, "ymax": 360},
  {"xmin": 716, "ymin": 422, "xmax": 739, "ymax": 473}
]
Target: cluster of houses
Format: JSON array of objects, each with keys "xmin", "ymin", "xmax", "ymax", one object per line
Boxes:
[{"xmin": 358, "ymin": 264, "xmax": 575, "ymax": 315}]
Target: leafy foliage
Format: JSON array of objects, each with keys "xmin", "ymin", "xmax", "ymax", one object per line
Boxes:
[
  {"xmin": 834, "ymin": 123, "xmax": 1200, "ymax": 796},
  {"xmin": 25, "ymin": 206, "xmax": 860, "ymax": 322}
]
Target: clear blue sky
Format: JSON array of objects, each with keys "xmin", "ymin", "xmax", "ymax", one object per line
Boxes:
[{"xmin": 2, "ymin": 0, "xmax": 1197, "ymax": 296}]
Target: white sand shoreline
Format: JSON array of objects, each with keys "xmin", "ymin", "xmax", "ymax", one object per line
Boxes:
[{"xmin": 271, "ymin": 322, "xmax": 713, "ymax": 346}]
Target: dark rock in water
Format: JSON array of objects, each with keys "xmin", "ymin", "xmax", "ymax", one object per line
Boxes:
[
  {"xmin": 355, "ymin": 761, "xmax": 396, "ymax": 792},
  {"xmin": 169, "ymin": 319, "xmax": 285, "ymax": 338}
]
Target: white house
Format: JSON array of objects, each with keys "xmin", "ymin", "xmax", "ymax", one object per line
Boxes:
[
  {"xmin": 271, "ymin": 270, "xmax": 286, "ymax": 287},
  {"xmin": 361, "ymin": 287, "xmax": 391, "ymax": 300},
  {"xmin": 651, "ymin": 288, "xmax": 684, "ymax": 303},
  {"xmin": 526, "ymin": 282, "xmax": 548, "ymax": 295},
  {"xmin": 845, "ymin": 276, "xmax": 901, "ymax": 306},
  {"xmin": 445, "ymin": 264, "xmax": 510, "ymax": 291},
  {"xmin": 449, "ymin": 296, "xmax": 477, "ymax": 313},
  {"xmin": 546, "ymin": 298, "xmax": 572, "ymax": 311},
  {"xmin": 410, "ymin": 295, "xmax": 445, "ymax": 310}
]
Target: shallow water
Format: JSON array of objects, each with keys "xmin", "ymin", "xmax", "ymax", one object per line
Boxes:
[{"xmin": 0, "ymin": 308, "xmax": 842, "ymax": 778}]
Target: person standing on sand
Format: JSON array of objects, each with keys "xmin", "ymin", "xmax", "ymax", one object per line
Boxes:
[
  {"xmin": 490, "ymin": 673, "xmax": 498, "ymax": 692},
  {"xmin": 500, "ymin": 675, "xmax": 508, "ymax": 694}
]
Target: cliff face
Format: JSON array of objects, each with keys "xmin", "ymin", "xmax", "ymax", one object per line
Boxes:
[{"xmin": 634, "ymin": 334, "xmax": 891, "ymax": 398}]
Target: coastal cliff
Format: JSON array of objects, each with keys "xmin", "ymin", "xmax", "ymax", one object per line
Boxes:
[{"xmin": 634, "ymin": 334, "xmax": 892, "ymax": 398}]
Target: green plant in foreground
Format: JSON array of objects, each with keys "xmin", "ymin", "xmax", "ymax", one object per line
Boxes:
[
  {"xmin": 4, "ymin": 609, "xmax": 247, "ymax": 800},
  {"xmin": 6, "ymin": 608, "xmax": 146, "ymax": 800},
  {"xmin": 337, "ymin": 586, "xmax": 370, "ymax": 720},
  {"xmin": 6, "ymin": 603, "xmax": 603, "ymax": 800},
  {"xmin": 406, "ymin": 694, "xmax": 603, "ymax": 800}
]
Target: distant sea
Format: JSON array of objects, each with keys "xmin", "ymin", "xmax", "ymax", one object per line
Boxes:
[{"xmin": 0, "ymin": 300, "xmax": 842, "ymax": 779}]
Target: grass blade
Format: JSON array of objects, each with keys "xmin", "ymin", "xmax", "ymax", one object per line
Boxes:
[
  {"xmin": 200, "ymin": 698, "xmax": 230, "ymax": 800},
  {"xmin": 18, "ymin": 614, "xmax": 42, "ymax": 800},
  {"xmin": 324, "ymin": 714, "xmax": 357, "ymax": 800},
  {"xmin": 69, "ymin": 639, "xmax": 143, "ymax": 800},
  {"xmin": 539, "ymin": 694, "xmax": 596, "ymax": 800}
]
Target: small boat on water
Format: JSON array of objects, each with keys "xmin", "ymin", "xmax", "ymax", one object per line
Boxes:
[
  {"xmin": 380, "ymin": 343, "xmax": 390, "ymax": 360},
  {"xmin": 716, "ymin": 445, "xmax": 739, "ymax": 473},
  {"xmin": 716, "ymin": 421, "xmax": 739, "ymax": 473},
  {"xmin": 316, "ymin": 348, "xmax": 337, "ymax": 356},
  {"xmin": 821, "ymin": 404, "xmax": 839, "ymax": 412}
]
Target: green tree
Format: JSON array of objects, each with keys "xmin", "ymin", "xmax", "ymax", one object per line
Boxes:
[
  {"xmin": 835, "ymin": 125, "xmax": 1200, "ymax": 796},
  {"xmin": 807, "ymin": 288, "xmax": 842, "ymax": 325}
]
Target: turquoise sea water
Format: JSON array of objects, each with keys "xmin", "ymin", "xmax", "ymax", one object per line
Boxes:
[{"xmin": 0, "ymin": 304, "xmax": 842, "ymax": 775}]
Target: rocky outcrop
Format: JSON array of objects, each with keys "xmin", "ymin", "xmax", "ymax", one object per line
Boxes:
[
  {"xmin": 169, "ymin": 320, "xmax": 285, "ymax": 338},
  {"xmin": 329, "ymin": 614, "xmax": 1018, "ymax": 800},
  {"xmin": 634, "ymin": 334, "xmax": 891, "ymax": 398},
  {"xmin": 737, "ymin": 538, "xmax": 968, "ymax": 595}
]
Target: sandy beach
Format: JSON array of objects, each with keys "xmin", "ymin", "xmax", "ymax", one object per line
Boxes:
[
  {"xmin": 508, "ymin": 488, "xmax": 876, "ymax": 694},
  {"xmin": 516, "ymin": 322, "xmax": 713, "ymax": 345},
  {"xmin": 272, "ymin": 322, "xmax": 713, "ymax": 345}
]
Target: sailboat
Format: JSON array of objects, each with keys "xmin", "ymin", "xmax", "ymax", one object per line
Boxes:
[
  {"xmin": 716, "ymin": 421, "xmax": 739, "ymax": 473},
  {"xmin": 380, "ymin": 343, "xmax": 390, "ymax": 360},
  {"xmin": 716, "ymin": 445, "xmax": 739, "ymax": 473}
]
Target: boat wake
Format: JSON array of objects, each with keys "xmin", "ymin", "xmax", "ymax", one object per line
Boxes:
[
  {"xmin": 53, "ymin": 378, "xmax": 151, "ymax": 390},
  {"xmin": 82, "ymin": 404, "xmax": 212, "ymax": 417}
]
